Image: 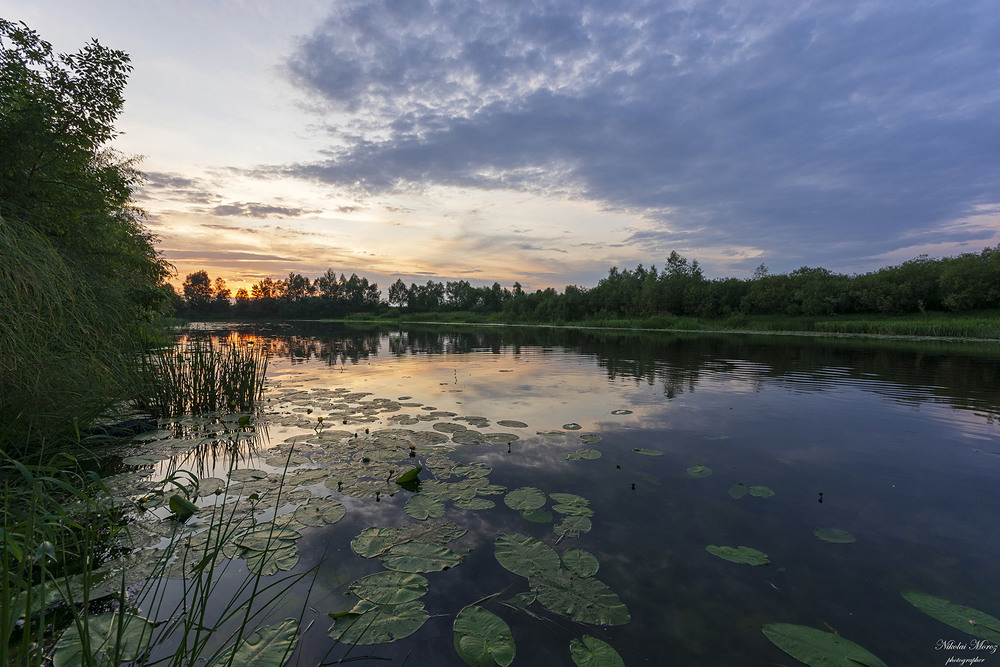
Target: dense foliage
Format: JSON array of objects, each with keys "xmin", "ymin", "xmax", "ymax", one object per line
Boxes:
[
  {"xmin": 179, "ymin": 247, "xmax": 1000, "ymax": 323},
  {"xmin": 1, "ymin": 20, "xmax": 171, "ymax": 450}
]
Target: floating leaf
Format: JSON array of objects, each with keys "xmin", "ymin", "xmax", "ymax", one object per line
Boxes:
[
  {"xmin": 495, "ymin": 532, "xmax": 560, "ymax": 578},
  {"xmin": 564, "ymin": 449, "xmax": 601, "ymax": 461},
  {"xmin": 455, "ymin": 497, "xmax": 495, "ymax": 510},
  {"xmin": 727, "ymin": 483, "xmax": 748, "ymax": 499},
  {"xmin": 121, "ymin": 454, "xmax": 168, "ymax": 466},
  {"xmin": 496, "ymin": 420, "xmax": 528, "ymax": 428},
  {"xmin": 550, "ymin": 493, "xmax": 589, "ymax": 506},
  {"xmin": 53, "ymin": 611, "xmax": 154, "ymax": 667},
  {"xmin": 169, "ymin": 494, "xmax": 198, "ymax": 522},
  {"xmin": 901, "ymin": 591, "xmax": 1000, "ymax": 643},
  {"xmin": 405, "ymin": 494, "xmax": 446, "ymax": 520},
  {"xmin": 504, "ymin": 592, "xmax": 536, "ymax": 609},
  {"xmin": 453, "ymin": 606, "xmax": 516, "ymax": 667},
  {"xmin": 292, "ymin": 497, "xmax": 346, "ymax": 526},
  {"xmin": 520, "ymin": 508, "xmax": 553, "ymax": 523},
  {"xmin": 578, "ymin": 434, "xmax": 602, "ymax": 445},
  {"xmin": 380, "ymin": 542, "xmax": 463, "ymax": 572},
  {"xmin": 351, "ymin": 527, "xmax": 398, "ymax": 558},
  {"xmin": 632, "ymin": 448, "xmax": 662, "ymax": 456},
  {"xmin": 562, "ymin": 548, "xmax": 599, "ymax": 577},
  {"xmin": 570, "ymin": 635, "xmax": 625, "ymax": 667},
  {"xmin": 504, "ymin": 487, "xmax": 546, "ymax": 511},
  {"xmin": 610, "ymin": 409, "xmax": 633, "ymax": 416},
  {"xmin": 686, "ymin": 465, "xmax": 713, "ymax": 477},
  {"xmin": 350, "ymin": 571, "xmax": 428, "ymax": 605},
  {"xmin": 554, "ymin": 516, "xmax": 592, "ymax": 539},
  {"xmin": 706, "ymin": 545, "xmax": 769, "ymax": 566},
  {"xmin": 552, "ymin": 504, "xmax": 594, "ymax": 517},
  {"xmin": 814, "ymin": 527, "xmax": 856, "ymax": 544},
  {"xmin": 531, "ymin": 570, "xmax": 630, "ymax": 626},
  {"xmin": 563, "ymin": 423, "xmax": 583, "ymax": 430},
  {"xmin": 328, "ymin": 599, "xmax": 428, "ymax": 645},
  {"xmin": 762, "ymin": 623, "xmax": 887, "ymax": 667},
  {"xmin": 229, "ymin": 469, "xmax": 269, "ymax": 482},
  {"xmin": 748, "ymin": 485, "xmax": 775, "ymax": 498},
  {"xmin": 395, "ymin": 466, "xmax": 422, "ymax": 485},
  {"xmin": 208, "ymin": 618, "xmax": 298, "ymax": 667}
]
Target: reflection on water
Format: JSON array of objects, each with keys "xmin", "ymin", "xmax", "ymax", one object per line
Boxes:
[{"xmin": 157, "ymin": 322, "xmax": 1000, "ymax": 665}]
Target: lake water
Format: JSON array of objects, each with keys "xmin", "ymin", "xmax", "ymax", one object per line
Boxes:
[{"xmin": 125, "ymin": 323, "xmax": 1000, "ymax": 666}]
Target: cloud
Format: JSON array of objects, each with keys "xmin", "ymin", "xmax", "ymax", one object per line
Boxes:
[
  {"xmin": 161, "ymin": 250, "xmax": 296, "ymax": 262},
  {"xmin": 283, "ymin": 0, "xmax": 1000, "ymax": 272},
  {"xmin": 210, "ymin": 201, "xmax": 321, "ymax": 218}
]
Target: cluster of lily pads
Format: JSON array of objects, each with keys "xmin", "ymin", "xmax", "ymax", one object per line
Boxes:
[{"xmin": 52, "ymin": 376, "xmax": 1000, "ymax": 666}]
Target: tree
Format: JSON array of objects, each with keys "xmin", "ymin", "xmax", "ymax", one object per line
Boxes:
[
  {"xmin": 388, "ymin": 278, "xmax": 408, "ymax": 308},
  {"xmin": 183, "ymin": 270, "xmax": 214, "ymax": 312}
]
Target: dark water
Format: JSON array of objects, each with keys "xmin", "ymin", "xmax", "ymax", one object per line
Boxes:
[{"xmin": 154, "ymin": 323, "xmax": 1000, "ymax": 666}]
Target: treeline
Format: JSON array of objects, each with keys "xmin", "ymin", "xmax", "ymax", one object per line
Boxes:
[{"xmin": 177, "ymin": 247, "xmax": 1000, "ymax": 322}]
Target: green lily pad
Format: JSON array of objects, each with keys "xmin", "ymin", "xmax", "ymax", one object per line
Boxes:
[
  {"xmin": 328, "ymin": 599, "xmax": 428, "ymax": 645},
  {"xmin": 53, "ymin": 611, "xmax": 154, "ymax": 667},
  {"xmin": 727, "ymin": 483, "xmax": 748, "ymax": 499},
  {"xmin": 531, "ymin": 570, "xmax": 630, "ymax": 626},
  {"xmin": 520, "ymin": 508, "xmax": 554, "ymax": 523},
  {"xmin": 405, "ymin": 494, "xmax": 446, "ymax": 520},
  {"xmin": 814, "ymin": 527, "xmax": 856, "ymax": 544},
  {"xmin": 552, "ymin": 503, "xmax": 594, "ymax": 517},
  {"xmin": 570, "ymin": 635, "xmax": 625, "ymax": 667},
  {"xmin": 496, "ymin": 420, "xmax": 528, "ymax": 428},
  {"xmin": 453, "ymin": 606, "xmax": 516, "ymax": 667},
  {"xmin": 610, "ymin": 410, "xmax": 633, "ymax": 416},
  {"xmin": 632, "ymin": 448, "xmax": 662, "ymax": 456},
  {"xmin": 563, "ymin": 423, "xmax": 583, "ymax": 430},
  {"xmin": 578, "ymin": 434, "xmax": 602, "ymax": 445},
  {"xmin": 208, "ymin": 618, "xmax": 298, "ymax": 667},
  {"xmin": 554, "ymin": 516, "xmax": 592, "ymax": 538},
  {"xmin": 549, "ymin": 493, "xmax": 589, "ymax": 506},
  {"xmin": 395, "ymin": 466, "xmax": 422, "ymax": 485},
  {"xmin": 350, "ymin": 571, "xmax": 429, "ymax": 605},
  {"xmin": 686, "ymin": 465, "xmax": 713, "ymax": 477},
  {"xmin": 351, "ymin": 527, "xmax": 399, "ymax": 558},
  {"xmin": 762, "ymin": 623, "xmax": 887, "ymax": 667},
  {"xmin": 380, "ymin": 541, "xmax": 463, "ymax": 572},
  {"xmin": 504, "ymin": 487, "xmax": 546, "ymax": 512},
  {"xmin": 229, "ymin": 468, "xmax": 269, "ymax": 482},
  {"xmin": 495, "ymin": 532, "xmax": 561, "ymax": 578},
  {"xmin": 121, "ymin": 454, "xmax": 169, "ymax": 466},
  {"xmin": 292, "ymin": 497, "xmax": 346, "ymax": 526},
  {"xmin": 901, "ymin": 591, "xmax": 1000, "ymax": 643},
  {"xmin": 562, "ymin": 548, "xmax": 599, "ymax": 577},
  {"xmin": 455, "ymin": 497, "xmax": 495, "ymax": 510},
  {"xmin": 564, "ymin": 449, "xmax": 601, "ymax": 461},
  {"xmin": 434, "ymin": 422, "xmax": 468, "ymax": 433},
  {"xmin": 706, "ymin": 545, "xmax": 769, "ymax": 565},
  {"xmin": 748, "ymin": 485, "xmax": 774, "ymax": 498}
]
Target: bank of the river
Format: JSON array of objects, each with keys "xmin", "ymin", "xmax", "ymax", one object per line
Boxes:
[{"xmin": 328, "ymin": 309, "xmax": 1000, "ymax": 341}]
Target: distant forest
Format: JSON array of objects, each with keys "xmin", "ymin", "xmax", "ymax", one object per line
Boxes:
[{"xmin": 174, "ymin": 247, "xmax": 1000, "ymax": 321}]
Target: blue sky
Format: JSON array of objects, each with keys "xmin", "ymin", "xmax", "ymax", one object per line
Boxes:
[{"xmin": 4, "ymin": 0, "xmax": 999, "ymax": 293}]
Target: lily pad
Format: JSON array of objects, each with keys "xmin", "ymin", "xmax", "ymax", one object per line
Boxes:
[
  {"xmin": 748, "ymin": 485, "xmax": 775, "ymax": 498},
  {"xmin": 520, "ymin": 508, "xmax": 554, "ymax": 523},
  {"xmin": 705, "ymin": 545, "xmax": 769, "ymax": 565},
  {"xmin": 686, "ymin": 465, "xmax": 713, "ymax": 477},
  {"xmin": 562, "ymin": 423, "xmax": 583, "ymax": 430},
  {"xmin": 570, "ymin": 635, "xmax": 625, "ymax": 667},
  {"xmin": 496, "ymin": 420, "xmax": 528, "ymax": 428},
  {"xmin": 453, "ymin": 606, "xmax": 516, "ymax": 667},
  {"xmin": 351, "ymin": 527, "xmax": 399, "ymax": 558},
  {"xmin": 504, "ymin": 487, "xmax": 546, "ymax": 512},
  {"xmin": 292, "ymin": 497, "xmax": 346, "ymax": 526},
  {"xmin": 762, "ymin": 623, "xmax": 887, "ymax": 667},
  {"xmin": 328, "ymin": 599, "xmax": 428, "ymax": 645},
  {"xmin": 552, "ymin": 503, "xmax": 594, "ymax": 517},
  {"xmin": 554, "ymin": 516, "xmax": 592, "ymax": 539},
  {"xmin": 814, "ymin": 527, "xmax": 856, "ymax": 544},
  {"xmin": 495, "ymin": 532, "xmax": 560, "ymax": 578},
  {"xmin": 531, "ymin": 570, "xmax": 630, "ymax": 626},
  {"xmin": 578, "ymin": 434, "xmax": 603, "ymax": 445},
  {"xmin": 350, "ymin": 571, "xmax": 429, "ymax": 605},
  {"xmin": 564, "ymin": 448, "xmax": 601, "ymax": 461},
  {"xmin": 405, "ymin": 494, "xmax": 446, "ymax": 520},
  {"xmin": 727, "ymin": 483, "xmax": 748, "ymax": 499},
  {"xmin": 550, "ymin": 493, "xmax": 589, "ymax": 506},
  {"xmin": 901, "ymin": 591, "xmax": 1000, "ymax": 643},
  {"xmin": 380, "ymin": 541, "xmax": 463, "ymax": 572},
  {"xmin": 610, "ymin": 409, "xmax": 633, "ymax": 416},
  {"xmin": 562, "ymin": 548, "xmax": 599, "ymax": 577},
  {"xmin": 53, "ymin": 611, "xmax": 154, "ymax": 667},
  {"xmin": 208, "ymin": 618, "xmax": 298, "ymax": 667},
  {"xmin": 632, "ymin": 448, "xmax": 662, "ymax": 456},
  {"xmin": 455, "ymin": 497, "xmax": 495, "ymax": 510}
]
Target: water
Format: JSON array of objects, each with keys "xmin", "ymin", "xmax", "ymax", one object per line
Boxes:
[{"xmin": 135, "ymin": 323, "xmax": 1000, "ymax": 665}]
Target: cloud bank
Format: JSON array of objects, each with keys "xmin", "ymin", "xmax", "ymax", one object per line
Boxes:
[{"xmin": 283, "ymin": 0, "xmax": 1000, "ymax": 272}]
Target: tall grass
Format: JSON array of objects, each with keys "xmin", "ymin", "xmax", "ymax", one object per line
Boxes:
[{"xmin": 135, "ymin": 337, "xmax": 269, "ymax": 418}]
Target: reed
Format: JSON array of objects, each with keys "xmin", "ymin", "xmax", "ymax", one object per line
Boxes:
[{"xmin": 135, "ymin": 337, "xmax": 269, "ymax": 418}]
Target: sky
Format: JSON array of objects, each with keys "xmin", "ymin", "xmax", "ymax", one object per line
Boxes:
[{"xmin": 4, "ymin": 0, "xmax": 999, "ymax": 294}]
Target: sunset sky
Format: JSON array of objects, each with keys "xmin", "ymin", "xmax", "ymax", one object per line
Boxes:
[{"xmin": 4, "ymin": 0, "xmax": 999, "ymax": 294}]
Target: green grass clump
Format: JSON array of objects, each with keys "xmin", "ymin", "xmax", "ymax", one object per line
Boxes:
[{"xmin": 135, "ymin": 337, "xmax": 269, "ymax": 418}]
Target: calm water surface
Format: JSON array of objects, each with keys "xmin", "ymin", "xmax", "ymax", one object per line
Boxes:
[{"xmin": 143, "ymin": 323, "xmax": 1000, "ymax": 666}]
